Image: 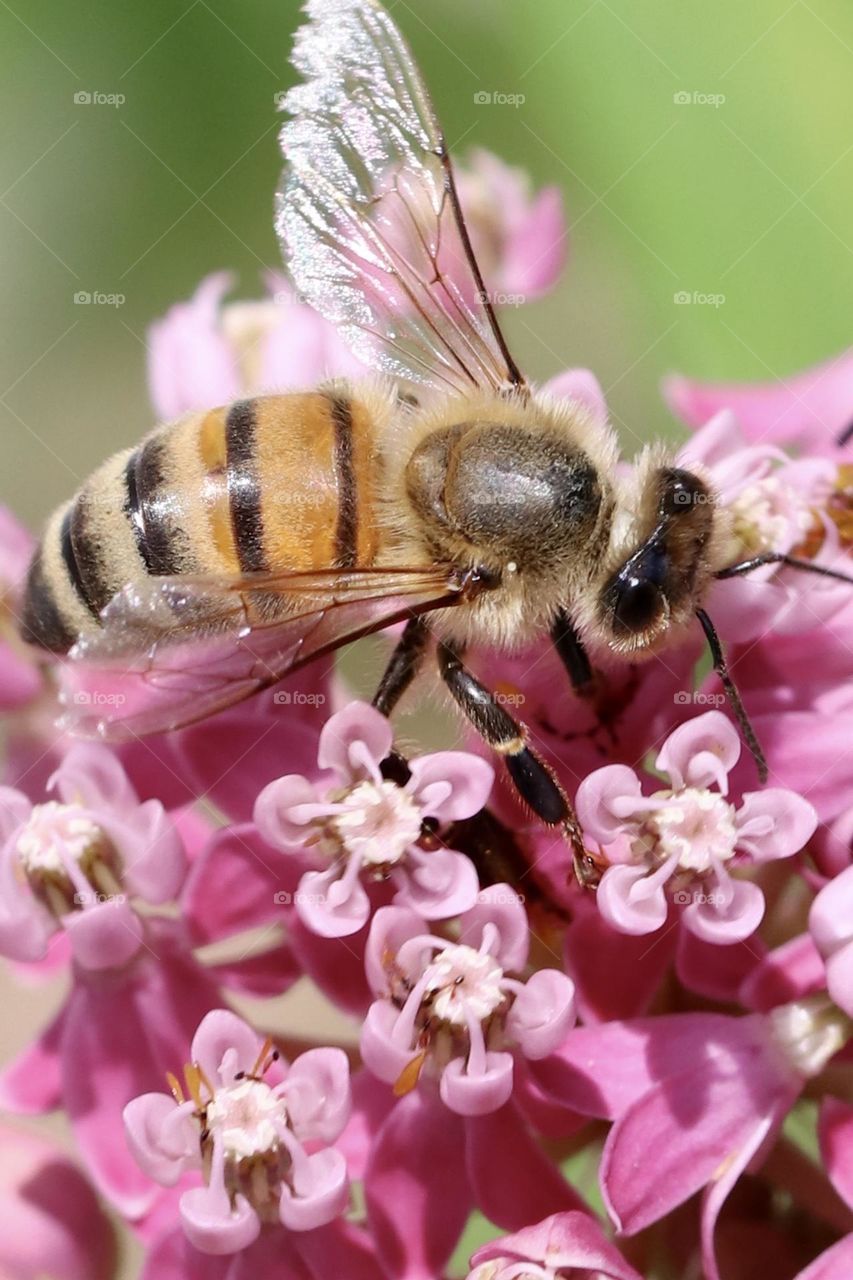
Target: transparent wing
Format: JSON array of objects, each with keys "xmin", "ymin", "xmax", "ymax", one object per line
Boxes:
[
  {"xmin": 276, "ymin": 0, "xmax": 525, "ymax": 396},
  {"xmin": 59, "ymin": 565, "xmax": 466, "ymax": 740}
]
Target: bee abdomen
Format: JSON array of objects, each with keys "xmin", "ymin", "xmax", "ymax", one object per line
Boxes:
[{"xmin": 21, "ymin": 389, "xmax": 384, "ymax": 653}]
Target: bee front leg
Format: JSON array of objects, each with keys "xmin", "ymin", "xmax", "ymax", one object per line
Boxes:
[
  {"xmin": 371, "ymin": 617, "xmax": 430, "ymax": 786},
  {"xmin": 436, "ymin": 641, "xmax": 585, "ymax": 858}
]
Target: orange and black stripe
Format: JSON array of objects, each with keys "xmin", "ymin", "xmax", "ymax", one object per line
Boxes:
[{"xmin": 20, "ymin": 386, "xmax": 386, "ymax": 654}]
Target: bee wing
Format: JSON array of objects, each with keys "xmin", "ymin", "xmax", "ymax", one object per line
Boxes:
[
  {"xmin": 59, "ymin": 565, "xmax": 465, "ymax": 740},
  {"xmin": 277, "ymin": 0, "xmax": 525, "ymax": 397}
]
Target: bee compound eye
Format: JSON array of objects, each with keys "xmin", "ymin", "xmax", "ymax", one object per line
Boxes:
[{"xmin": 612, "ymin": 576, "xmax": 665, "ymax": 636}]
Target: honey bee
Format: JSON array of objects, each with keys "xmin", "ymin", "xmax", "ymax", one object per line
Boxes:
[{"xmin": 20, "ymin": 0, "xmax": 852, "ymax": 860}]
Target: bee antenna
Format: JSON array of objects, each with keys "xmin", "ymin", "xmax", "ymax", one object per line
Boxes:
[
  {"xmin": 716, "ymin": 552, "xmax": 853, "ymax": 587},
  {"xmin": 695, "ymin": 608, "xmax": 768, "ymax": 784}
]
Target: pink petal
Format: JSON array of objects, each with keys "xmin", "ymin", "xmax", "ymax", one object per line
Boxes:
[
  {"xmin": 279, "ymin": 1148, "xmax": 349, "ymax": 1231},
  {"xmin": 459, "ymin": 884, "xmax": 529, "ymax": 972},
  {"xmin": 123, "ymin": 1093, "xmax": 198, "ymax": 1185},
  {"xmin": 116, "ymin": 801, "xmax": 187, "ymax": 903},
  {"xmin": 819, "ymin": 1097, "xmax": 853, "ymax": 1212},
  {"xmin": 399, "ymin": 846, "xmax": 480, "ymax": 920},
  {"xmin": 295, "ymin": 866, "xmax": 371, "ymax": 938},
  {"xmin": 440, "ymin": 1052, "xmax": 514, "ymax": 1116},
  {"xmin": 254, "ymin": 776, "xmax": 324, "ymax": 849},
  {"xmin": 699, "ymin": 1110, "xmax": 780, "ymax": 1280},
  {"xmin": 288, "ymin": 912, "xmax": 373, "ymax": 1016},
  {"xmin": 63, "ymin": 899, "xmax": 144, "ymax": 970},
  {"xmin": 564, "ymin": 905, "xmax": 676, "ymax": 1022},
  {"xmin": 365, "ymin": 1089, "xmax": 471, "ymax": 1280},
  {"xmin": 284, "ymin": 1047, "xmax": 351, "ymax": 1144},
  {"xmin": 810, "ymin": 865, "xmax": 853, "ymax": 959},
  {"xmin": 465, "ymin": 1100, "xmax": 586, "ymax": 1230},
  {"xmin": 676, "ymin": 927, "xmax": 765, "ymax": 1002},
  {"xmin": 663, "ymin": 348, "xmax": 853, "ymax": 453},
  {"xmin": 471, "ymin": 1210, "xmax": 643, "ymax": 1279},
  {"xmin": 793, "ymin": 1236, "xmax": 853, "ymax": 1280},
  {"xmin": 682, "ymin": 878, "xmax": 766, "ymax": 944},
  {"xmin": 360, "ymin": 1000, "xmax": 417, "ymax": 1088},
  {"xmin": 597, "ymin": 864, "xmax": 669, "ymax": 935},
  {"xmin": 543, "ymin": 368, "xmax": 608, "ymax": 424},
  {"xmin": 336, "ymin": 1070, "xmax": 396, "ymax": 1182},
  {"xmin": 656, "ymin": 711, "xmax": 741, "ymax": 792},
  {"xmin": 180, "ymin": 1185, "xmax": 260, "ymax": 1255},
  {"xmin": 501, "ymin": 185, "xmax": 567, "ymax": 298},
  {"xmin": 317, "ymin": 702, "xmax": 392, "ymax": 782},
  {"xmin": 0, "ymin": 1120, "xmax": 116, "ymax": 1280},
  {"xmin": 507, "ymin": 969, "xmax": 576, "ymax": 1059},
  {"xmin": 293, "ymin": 1220, "xmax": 385, "ymax": 1280},
  {"xmin": 49, "ymin": 742, "xmax": 139, "ymax": 812},
  {"xmin": 147, "ymin": 271, "xmax": 241, "ymax": 420},
  {"xmin": 735, "ymin": 789, "xmax": 817, "ymax": 861},
  {"xmin": 0, "ymin": 1007, "xmax": 65, "ymax": 1113},
  {"xmin": 406, "ymin": 751, "xmax": 494, "ymax": 822},
  {"xmin": 825, "ymin": 944, "xmax": 853, "ymax": 1020},
  {"xmin": 191, "ymin": 1009, "xmax": 260, "ymax": 1085},
  {"xmin": 576, "ymin": 765, "xmax": 644, "ymax": 843},
  {"xmin": 364, "ymin": 905, "xmax": 425, "ymax": 995},
  {"xmin": 182, "ymin": 823, "xmax": 306, "ymax": 947},
  {"xmin": 740, "ymin": 933, "xmax": 826, "ymax": 1012},
  {"xmin": 0, "ymin": 786, "xmax": 31, "ymax": 843}
]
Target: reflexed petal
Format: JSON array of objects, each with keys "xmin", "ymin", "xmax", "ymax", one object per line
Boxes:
[
  {"xmin": 364, "ymin": 905, "xmax": 425, "ymax": 994},
  {"xmin": 597, "ymin": 865, "xmax": 669, "ymax": 936},
  {"xmin": 123, "ymin": 1093, "xmax": 198, "ymax": 1185},
  {"xmin": 656, "ymin": 711, "xmax": 740, "ymax": 792},
  {"xmin": 191, "ymin": 1009, "xmax": 261, "ymax": 1086},
  {"xmin": 295, "ymin": 866, "xmax": 371, "ymax": 938},
  {"xmin": 459, "ymin": 884, "xmax": 529, "ymax": 972},
  {"xmin": 576, "ymin": 765, "xmax": 643, "ymax": 843},
  {"xmin": 180, "ymin": 1185, "xmax": 260, "ymax": 1256},
  {"xmin": 507, "ymin": 969, "xmax": 576, "ymax": 1059},
  {"xmin": 64, "ymin": 898, "xmax": 144, "ymax": 970},
  {"xmin": 399, "ymin": 846, "xmax": 480, "ymax": 920},
  {"xmin": 440, "ymin": 1052, "xmax": 514, "ymax": 1116},
  {"xmin": 470, "ymin": 1209, "xmax": 643, "ymax": 1279},
  {"xmin": 49, "ymin": 742, "xmax": 139, "ymax": 813},
  {"xmin": 285, "ymin": 1047, "xmax": 351, "ymax": 1144},
  {"xmin": 317, "ymin": 702, "xmax": 392, "ymax": 782},
  {"xmin": 735, "ymin": 790, "xmax": 817, "ymax": 861},
  {"xmin": 406, "ymin": 751, "xmax": 494, "ymax": 822},
  {"xmin": 682, "ymin": 878, "xmax": 765, "ymax": 944},
  {"xmin": 279, "ymin": 1148, "xmax": 349, "ymax": 1231},
  {"xmin": 254, "ymin": 775, "xmax": 324, "ymax": 848}
]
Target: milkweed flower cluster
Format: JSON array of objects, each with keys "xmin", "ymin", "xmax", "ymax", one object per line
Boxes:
[{"xmin": 2, "ymin": 153, "xmax": 853, "ymax": 1280}]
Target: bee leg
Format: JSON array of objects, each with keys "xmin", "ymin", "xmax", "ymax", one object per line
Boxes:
[
  {"xmin": 372, "ymin": 617, "xmax": 429, "ymax": 716},
  {"xmin": 437, "ymin": 641, "xmax": 585, "ymax": 857},
  {"xmin": 372, "ymin": 617, "xmax": 429, "ymax": 786},
  {"xmin": 550, "ymin": 610, "xmax": 595, "ymax": 696}
]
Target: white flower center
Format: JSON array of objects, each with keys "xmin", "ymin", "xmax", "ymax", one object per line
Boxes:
[
  {"xmin": 769, "ymin": 997, "xmax": 852, "ymax": 1079},
  {"xmin": 205, "ymin": 1078, "xmax": 285, "ymax": 1160},
  {"xmin": 332, "ymin": 779, "xmax": 423, "ymax": 867},
  {"xmin": 15, "ymin": 801, "xmax": 102, "ymax": 873},
  {"xmin": 423, "ymin": 943, "xmax": 505, "ymax": 1026},
  {"xmin": 728, "ymin": 477, "xmax": 813, "ymax": 558},
  {"xmin": 641, "ymin": 788, "xmax": 737, "ymax": 873}
]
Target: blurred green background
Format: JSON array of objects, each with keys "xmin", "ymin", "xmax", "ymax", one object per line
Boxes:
[{"xmin": 2, "ymin": 0, "xmax": 852, "ymax": 531}]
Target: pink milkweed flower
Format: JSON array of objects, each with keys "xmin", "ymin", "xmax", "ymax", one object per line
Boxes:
[
  {"xmin": 147, "ymin": 271, "xmax": 364, "ymax": 421},
  {"xmin": 576, "ymin": 710, "xmax": 817, "ymax": 943},
  {"xmin": 254, "ymin": 702, "xmax": 491, "ymax": 937},
  {"xmin": 360, "ymin": 885, "xmax": 576, "ymax": 1115},
  {"xmin": 531, "ymin": 1000, "xmax": 850, "ymax": 1280},
  {"xmin": 664, "ymin": 346, "xmax": 853, "ymax": 457},
  {"xmin": 123, "ymin": 1008, "xmax": 351, "ymax": 1254},
  {"xmin": 0, "ymin": 1120, "xmax": 116, "ymax": 1280},
  {"xmin": 468, "ymin": 1210, "xmax": 643, "ymax": 1280},
  {"xmin": 0, "ymin": 741, "xmax": 186, "ymax": 969},
  {"xmin": 809, "ymin": 865, "xmax": 853, "ymax": 1018},
  {"xmin": 678, "ymin": 410, "xmax": 850, "ymax": 642},
  {"xmin": 453, "ymin": 148, "xmax": 567, "ymax": 305}
]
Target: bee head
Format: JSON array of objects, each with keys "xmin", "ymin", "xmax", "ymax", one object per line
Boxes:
[{"xmin": 596, "ymin": 466, "xmax": 715, "ymax": 652}]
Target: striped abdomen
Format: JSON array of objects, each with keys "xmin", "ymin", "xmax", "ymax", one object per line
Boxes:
[{"xmin": 21, "ymin": 389, "xmax": 384, "ymax": 653}]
